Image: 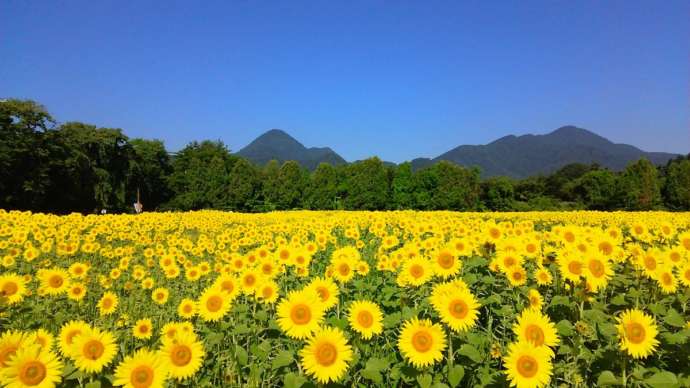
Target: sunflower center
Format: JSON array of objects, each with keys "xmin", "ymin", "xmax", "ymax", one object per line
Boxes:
[
  {"xmin": 512, "ymin": 271, "xmax": 523, "ymax": 281},
  {"xmin": 183, "ymin": 304, "xmax": 193, "ymax": 313},
  {"xmin": 625, "ymin": 322, "xmax": 646, "ymax": 344},
  {"xmin": 437, "ymin": 252, "xmax": 454, "ymax": 269},
  {"xmin": 206, "ymin": 295, "xmax": 223, "ymax": 312},
  {"xmin": 131, "ymin": 365, "xmax": 154, "ymax": 388},
  {"xmin": 564, "ymin": 231, "xmax": 575, "ymax": 243},
  {"xmin": 316, "ymin": 286, "xmax": 330, "ymax": 302},
  {"xmin": 1, "ymin": 282, "xmax": 18, "ymax": 296},
  {"xmin": 315, "ymin": 342, "xmax": 338, "ymax": 366},
  {"xmin": 588, "ymin": 260, "xmax": 605, "ymax": 278},
  {"xmin": 661, "ymin": 273, "xmax": 673, "ymax": 286},
  {"xmin": 568, "ymin": 261, "xmax": 582, "ymax": 275},
  {"xmin": 410, "ymin": 264, "xmax": 424, "ymax": 279},
  {"xmin": 356, "ymin": 310, "xmax": 374, "ymax": 328},
  {"xmin": 525, "ymin": 325, "xmax": 545, "ymax": 346},
  {"xmin": 338, "ymin": 263, "xmax": 350, "ymax": 277},
  {"xmin": 0, "ymin": 345, "xmax": 18, "ymax": 367},
  {"xmin": 171, "ymin": 344, "xmax": 192, "ymax": 366},
  {"xmin": 449, "ymin": 299, "xmax": 468, "ymax": 319},
  {"xmin": 49, "ymin": 275, "xmax": 63, "ymax": 288},
  {"xmin": 262, "ymin": 287, "xmax": 274, "ymax": 299},
  {"xmin": 139, "ymin": 325, "xmax": 149, "ymax": 334},
  {"xmin": 290, "ymin": 304, "xmax": 311, "ymax": 325},
  {"xmin": 411, "ymin": 331, "xmax": 433, "ymax": 352},
  {"xmin": 261, "ymin": 264, "xmax": 272, "ymax": 275},
  {"xmin": 220, "ymin": 281, "xmax": 234, "ymax": 293},
  {"xmin": 280, "ymin": 250, "xmax": 290, "ymax": 260},
  {"xmin": 516, "ymin": 355, "xmax": 538, "ymax": 378},
  {"xmin": 19, "ymin": 360, "xmax": 46, "ymax": 385},
  {"xmin": 83, "ymin": 340, "xmax": 105, "ymax": 360},
  {"xmin": 244, "ymin": 275, "xmax": 256, "ymax": 287},
  {"xmin": 599, "ymin": 242, "xmax": 613, "ymax": 256},
  {"xmin": 102, "ymin": 298, "xmax": 113, "ymax": 309},
  {"xmin": 643, "ymin": 256, "xmax": 656, "ymax": 270},
  {"xmin": 504, "ymin": 256, "xmax": 516, "ymax": 267}
]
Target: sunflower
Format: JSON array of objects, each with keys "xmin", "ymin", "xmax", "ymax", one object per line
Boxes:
[
  {"xmin": 558, "ymin": 255, "xmax": 583, "ymax": 283},
  {"xmin": 70, "ymin": 327, "xmax": 117, "ymax": 373},
  {"xmin": 0, "ymin": 344, "xmax": 63, "ymax": 388},
  {"xmin": 656, "ymin": 269, "xmax": 677, "ymax": 294},
  {"xmin": 276, "ymin": 289, "xmax": 326, "ymax": 339},
  {"xmin": 113, "ymin": 348, "xmax": 169, "ymax": 388},
  {"xmin": 507, "ymin": 266, "xmax": 527, "ymax": 287},
  {"xmin": 503, "ymin": 341, "xmax": 553, "ymax": 388},
  {"xmin": 430, "ymin": 283, "xmax": 480, "ymax": 333},
  {"xmin": 256, "ymin": 280, "xmax": 280, "ymax": 305},
  {"xmin": 0, "ymin": 330, "xmax": 27, "ymax": 368},
  {"xmin": 0, "ymin": 273, "xmax": 27, "ymax": 305},
  {"xmin": 177, "ymin": 298, "xmax": 197, "ymax": 319},
  {"xmin": 397, "ymin": 317, "xmax": 446, "ymax": 368},
  {"xmin": 197, "ymin": 287, "xmax": 231, "ymax": 322},
  {"xmin": 58, "ymin": 321, "xmax": 90, "ymax": 358},
  {"xmin": 431, "ymin": 247, "xmax": 461, "ymax": 278},
  {"xmin": 299, "ymin": 326, "xmax": 353, "ymax": 384},
  {"xmin": 583, "ymin": 256, "xmax": 613, "ymax": 292},
  {"xmin": 239, "ymin": 269, "xmax": 261, "ymax": 295},
  {"xmin": 212, "ymin": 274, "xmax": 240, "ymax": 300},
  {"xmin": 37, "ymin": 268, "xmax": 70, "ymax": 295},
  {"xmin": 400, "ymin": 256, "xmax": 434, "ymax": 287},
  {"xmin": 151, "ymin": 288, "xmax": 169, "ymax": 305},
  {"xmin": 159, "ymin": 330, "xmax": 205, "ymax": 380},
  {"xmin": 30, "ymin": 329, "xmax": 55, "ymax": 352},
  {"xmin": 347, "ymin": 300, "xmax": 384, "ymax": 340},
  {"xmin": 67, "ymin": 282, "xmax": 87, "ymax": 301},
  {"xmin": 534, "ymin": 267, "xmax": 553, "ymax": 286},
  {"xmin": 512, "ymin": 309, "xmax": 559, "ymax": 350},
  {"xmin": 98, "ymin": 291, "xmax": 119, "ymax": 316},
  {"xmin": 527, "ymin": 289, "xmax": 543, "ymax": 311},
  {"xmin": 678, "ymin": 262, "xmax": 690, "ymax": 287},
  {"xmin": 616, "ymin": 309, "xmax": 659, "ymax": 359},
  {"xmin": 133, "ymin": 319, "xmax": 154, "ymax": 340},
  {"xmin": 306, "ymin": 277, "xmax": 340, "ymax": 311},
  {"xmin": 330, "ymin": 255, "xmax": 356, "ymax": 284}
]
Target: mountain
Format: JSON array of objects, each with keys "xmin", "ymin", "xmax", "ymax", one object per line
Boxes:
[
  {"xmin": 236, "ymin": 129, "xmax": 346, "ymax": 170},
  {"xmin": 422, "ymin": 126, "xmax": 679, "ymax": 178}
]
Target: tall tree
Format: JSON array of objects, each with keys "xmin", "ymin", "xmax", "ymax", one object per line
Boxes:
[
  {"xmin": 619, "ymin": 158, "xmax": 662, "ymax": 210},
  {"xmin": 227, "ymin": 158, "xmax": 261, "ymax": 211},
  {"xmin": 568, "ymin": 170, "xmax": 619, "ymax": 210},
  {"xmin": 663, "ymin": 157, "xmax": 690, "ymax": 210},
  {"xmin": 482, "ymin": 177, "xmax": 515, "ymax": 211},
  {"xmin": 392, "ymin": 162, "xmax": 415, "ymax": 209},
  {"xmin": 342, "ymin": 157, "xmax": 389, "ymax": 210},
  {"xmin": 275, "ymin": 161, "xmax": 306, "ymax": 210},
  {"xmin": 128, "ymin": 138, "xmax": 172, "ymax": 210},
  {"xmin": 305, "ymin": 163, "xmax": 339, "ymax": 210}
]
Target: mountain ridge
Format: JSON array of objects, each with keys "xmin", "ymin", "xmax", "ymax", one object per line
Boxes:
[{"xmin": 236, "ymin": 126, "xmax": 680, "ymax": 178}]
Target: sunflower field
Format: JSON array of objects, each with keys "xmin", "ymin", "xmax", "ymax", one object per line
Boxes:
[{"xmin": 1, "ymin": 210, "xmax": 690, "ymax": 388}]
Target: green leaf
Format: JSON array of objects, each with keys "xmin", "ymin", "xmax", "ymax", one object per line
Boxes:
[
  {"xmin": 255, "ymin": 310, "xmax": 268, "ymax": 322},
  {"xmin": 549, "ymin": 295, "xmax": 571, "ymax": 307},
  {"xmin": 361, "ymin": 368, "xmax": 383, "ymax": 384},
  {"xmin": 609, "ymin": 294, "xmax": 627, "ymax": 306},
  {"xmin": 283, "ymin": 372, "xmax": 306, "ymax": 388},
  {"xmin": 272, "ymin": 350, "xmax": 294, "ymax": 369},
  {"xmin": 383, "ymin": 312, "xmax": 402, "ymax": 328},
  {"xmin": 85, "ymin": 382, "xmax": 101, "ymax": 388},
  {"xmin": 457, "ymin": 344, "xmax": 482, "ymax": 363},
  {"xmin": 232, "ymin": 324, "xmax": 250, "ymax": 335},
  {"xmin": 555, "ymin": 319, "xmax": 574, "ymax": 336},
  {"xmin": 448, "ymin": 365, "xmax": 465, "ymax": 387},
  {"xmin": 596, "ymin": 371, "xmax": 621, "ymax": 386},
  {"xmin": 365, "ymin": 357, "xmax": 389, "ymax": 372},
  {"xmin": 417, "ymin": 373, "xmax": 432, "ymax": 388},
  {"xmin": 235, "ymin": 345, "xmax": 248, "ymax": 366},
  {"xmin": 664, "ymin": 308, "xmax": 686, "ymax": 328},
  {"xmin": 644, "ymin": 371, "xmax": 679, "ymax": 388}
]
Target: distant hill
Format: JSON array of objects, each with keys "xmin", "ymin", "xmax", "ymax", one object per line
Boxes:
[
  {"xmin": 411, "ymin": 126, "xmax": 679, "ymax": 178},
  {"xmin": 236, "ymin": 129, "xmax": 346, "ymax": 170},
  {"xmin": 236, "ymin": 126, "xmax": 679, "ymax": 177}
]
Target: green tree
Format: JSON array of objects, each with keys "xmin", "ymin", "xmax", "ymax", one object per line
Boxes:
[
  {"xmin": 227, "ymin": 158, "xmax": 261, "ymax": 211},
  {"xmin": 568, "ymin": 170, "xmax": 619, "ymax": 210},
  {"xmin": 482, "ymin": 177, "xmax": 515, "ymax": 211},
  {"xmin": 663, "ymin": 157, "xmax": 690, "ymax": 210},
  {"xmin": 619, "ymin": 158, "xmax": 662, "ymax": 210},
  {"xmin": 275, "ymin": 161, "xmax": 306, "ymax": 209},
  {"xmin": 167, "ymin": 140, "xmax": 235, "ymax": 210},
  {"xmin": 342, "ymin": 157, "xmax": 389, "ymax": 210},
  {"xmin": 392, "ymin": 162, "xmax": 415, "ymax": 209},
  {"xmin": 428, "ymin": 161, "xmax": 481, "ymax": 210},
  {"xmin": 128, "ymin": 138, "xmax": 172, "ymax": 210},
  {"xmin": 0, "ymin": 99, "xmax": 55, "ymax": 209},
  {"xmin": 305, "ymin": 163, "xmax": 339, "ymax": 209},
  {"xmin": 261, "ymin": 160, "xmax": 281, "ymax": 210}
]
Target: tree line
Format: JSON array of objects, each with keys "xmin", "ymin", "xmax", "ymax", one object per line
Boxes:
[{"xmin": 2, "ymin": 98, "xmax": 689, "ymax": 213}]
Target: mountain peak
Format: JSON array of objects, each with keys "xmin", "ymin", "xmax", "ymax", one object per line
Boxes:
[{"xmin": 236, "ymin": 129, "xmax": 346, "ymax": 170}]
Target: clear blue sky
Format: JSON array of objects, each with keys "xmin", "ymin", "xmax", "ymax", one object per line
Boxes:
[{"xmin": 1, "ymin": 1, "xmax": 688, "ymax": 162}]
